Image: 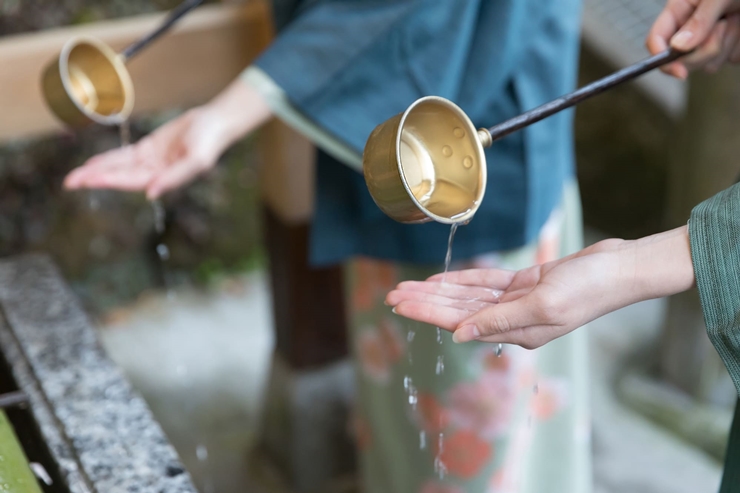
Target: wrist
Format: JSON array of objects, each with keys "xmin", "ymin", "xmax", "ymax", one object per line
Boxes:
[
  {"xmin": 620, "ymin": 226, "xmax": 695, "ymax": 303},
  {"xmin": 199, "ymin": 79, "xmax": 274, "ymax": 153}
]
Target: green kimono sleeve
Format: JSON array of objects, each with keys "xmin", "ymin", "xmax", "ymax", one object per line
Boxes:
[
  {"xmin": 690, "ymin": 182, "xmax": 740, "ymax": 393},
  {"xmin": 689, "ymin": 182, "xmax": 740, "ymax": 493}
]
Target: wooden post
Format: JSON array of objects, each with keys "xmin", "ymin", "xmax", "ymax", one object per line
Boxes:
[
  {"xmin": 259, "ymin": 120, "xmax": 349, "ymax": 368},
  {"xmin": 659, "ymin": 66, "xmax": 740, "ymax": 401}
]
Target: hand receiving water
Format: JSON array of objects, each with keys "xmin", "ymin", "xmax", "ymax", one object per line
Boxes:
[
  {"xmin": 64, "ymin": 80, "xmax": 272, "ymax": 199},
  {"xmin": 386, "ymin": 227, "xmax": 696, "ymax": 349}
]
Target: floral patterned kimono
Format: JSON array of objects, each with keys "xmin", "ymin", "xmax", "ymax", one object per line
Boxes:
[{"xmin": 347, "ymin": 182, "xmax": 590, "ymax": 493}]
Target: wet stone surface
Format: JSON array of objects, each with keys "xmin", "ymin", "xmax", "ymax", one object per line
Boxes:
[{"xmin": 0, "ymin": 254, "xmax": 197, "ymax": 493}]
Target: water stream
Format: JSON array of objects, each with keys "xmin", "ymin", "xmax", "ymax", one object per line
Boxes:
[{"xmin": 431, "ymin": 223, "xmax": 461, "ymax": 478}]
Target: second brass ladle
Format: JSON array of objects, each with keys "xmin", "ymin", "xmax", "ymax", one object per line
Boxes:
[{"xmin": 363, "ymin": 47, "xmax": 689, "ymax": 224}]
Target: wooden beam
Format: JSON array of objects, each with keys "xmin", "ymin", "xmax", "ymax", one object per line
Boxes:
[{"xmin": 0, "ymin": 2, "xmax": 273, "ymax": 143}]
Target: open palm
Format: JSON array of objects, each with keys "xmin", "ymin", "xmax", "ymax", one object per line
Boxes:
[
  {"xmin": 386, "ymin": 239, "xmax": 635, "ymax": 348},
  {"xmin": 64, "ymin": 108, "xmax": 223, "ymax": 200}
]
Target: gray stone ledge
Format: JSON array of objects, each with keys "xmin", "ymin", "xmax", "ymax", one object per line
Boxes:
[{"xmin": 0, "ymin": 254, "xmax": 198, "ymax": 493}]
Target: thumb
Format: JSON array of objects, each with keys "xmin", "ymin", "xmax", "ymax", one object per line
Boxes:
[
  {"xmin": 452, "ymin": 294, "xmax": 546, "ymax": 344},
  {"xmin": 672, "ymin": 0, "xmax": 729, "ymax": 51}
]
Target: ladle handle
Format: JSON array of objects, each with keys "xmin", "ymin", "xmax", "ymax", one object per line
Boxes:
[
  {"xmin": 121, "ymin": 0, "xmax": 205, "ymax": 61},
  {"xmin": 484, "ymin": 47, "xmax": 685, "ymax": 144}
]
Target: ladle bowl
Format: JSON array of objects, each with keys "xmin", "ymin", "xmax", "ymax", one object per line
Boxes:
[
  {"xmin": 363, "ymin": 97, "xmax": 487, "ymax": 225},
  {"xmin": 41, "ymin": 0, "xmax": 203, "ymax": 129},
  {"xmin": 363, "ymin": 46, "xmax": 691, "ymax": 224},
  {"xmin": 42, "ymin": 37, "xmax": 134, "ymax": 128}
]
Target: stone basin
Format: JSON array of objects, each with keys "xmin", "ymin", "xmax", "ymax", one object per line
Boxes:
[{"xmin": 0, "ymin": 254, "xmax": 198, "ymax": 493}]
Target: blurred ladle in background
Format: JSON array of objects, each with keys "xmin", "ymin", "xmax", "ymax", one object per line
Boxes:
[
  {"xmin": 42, "ymin": 0, "xmax": 204, "ymax": 129},
  {"xmin": 363, "ymin": 46, "xmax": 692, "ymax": 225}
]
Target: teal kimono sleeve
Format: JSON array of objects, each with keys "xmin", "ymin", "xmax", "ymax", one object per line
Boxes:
[{"xmin": 689, "ymin": 183, "xmax": 740, "ymax": 493}]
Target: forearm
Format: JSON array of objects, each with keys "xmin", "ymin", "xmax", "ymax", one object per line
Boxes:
[{"xmin": 199, "ymin": 78, "xmax": 274, "ymax": 154}]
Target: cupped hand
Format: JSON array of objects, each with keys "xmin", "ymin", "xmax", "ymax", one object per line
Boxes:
[
  {"xmin": 386, "ymin": 239, "xmax": 630, "ymax": 349},
  {"xmin": 647, "ymin": 0, "xmax": 740, "ymax": 78},
  {"xmin": 64, "ymin": 79, "xmax": 272, "ymax": 199},
  {"xmin": 386, "ymin": 227, "xmax": 695, "ymax": 350},
  {"xmin": 65, "ymin": 108, "xmax": 225, "ymax": 199}
]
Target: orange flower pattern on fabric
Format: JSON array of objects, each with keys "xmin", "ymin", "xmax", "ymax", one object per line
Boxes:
[
  {"xmin": 447, "ymin": 374, "xmax": 515, "ymax": 440},
  {"xmin": 352, "ymin": 258, "xmax": 398, "ymax": 313},
  {"xmin": 357, "ymin": 329, "xmax": 391, "ymax": 384},
  {"xmin": 413, "ymin": 393, "xmax": 450, "ymax": 434},
  {"xmin": 434, "ymin": 430, "xmax": 492, "ymax": 480},
  {"xmin": 530, "ymin": 378, "xmax": 568, "ymax": 421},
  {"xmin": 479, "ymin": 351, "xmax": 512, "ymax": 374},
  {"xmin": 376, "ymin": 261, "xmax": 397, "ymax": 291},
  {"xmin": 357, "ymin": 319, "xmax": 406, "ymax": 384},
  {"xmin": 378, "ymin": 318, "xmax": 405, "ymax": 364},
  {"xmin": 353, "ymin": 259, "xmax": 377, "ymax": 312}
]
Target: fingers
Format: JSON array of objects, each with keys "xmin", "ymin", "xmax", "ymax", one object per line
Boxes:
[
  {"xmin": 731, "ymin": 13, "xmax": 740, "ymax": 60},
  {"xmin": 452, "ymin": 293, "xmax": 557, "ymax": 344},
  {"xmin": 146, "ymin": 156, "xmax": 208, "ymax": 200},
  {"xmin": 64, "ymin": 137, "xmax": 163, "ymax": 191},
  {"xmin": 386, "ymin": 290, "xmax": 493, "ymax": 317},
  {"xmin": 476, "ymin": 326, "xmax": 556, "ymax": 350},
  {"xmin": 647, "ymin": 0, "xmax": 695, "ymax": 77},
  {"xmin": 65, "ymin": 146, "xmax": 138, "ymax": 189},
  {"xmin": 392, "ymin": 301, "xmax": 471, "ymax": 331},
  {"xmin": 681, "ymin": 20, "xmax": 728, "ymax": 69},
  {"xmin": 705, "ymin": 15, "xmax": 740, "ymax": 70},
  {"xmin": 391, "ymin": 280, "xmax": 503, "ymax": 303},
  {"xmin": 426, "ymin": 268, "xmax": 516, "ymax": 289},
  {"xmin": 671, "ymin": 0, "xmax": 731, "ymax": 52}
]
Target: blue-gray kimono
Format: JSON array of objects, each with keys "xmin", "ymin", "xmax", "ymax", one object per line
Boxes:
[{"xmin": 253, "ymin": 0, "xmax": 583, "ymax": 266}]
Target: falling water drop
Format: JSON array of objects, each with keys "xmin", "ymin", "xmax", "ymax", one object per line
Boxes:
[
  {"xmin": 435, "ymin": 355, "xmax": 445, "ymax": 375},
  {"xmin": 88, "ymin": 194, "xmax": 100, "ymax": 211},
  {"xmin": 156, "ymin": 243, "xmax": 170, "ymax": 261},
  {"xmin": 533, "ymin": 383, "xmax": 539, "ymax": 395},
  {"xmin": 119, "ymin": 121, "xmax": 131, "ymax": 147},
  {"xmin": 152, "ymin": 200, "xmax": 166, "ymax": 235},
  {"xmin": 434, "ymin": 433, "xmax": 447, "ymax": 480},
  {"xmin": 408, "ymin": 388, "xmax": 418, "ymax": 409},
  {"xmin": 407, "ymin": 330, "xmax": 416, "ymax": 342},
  {"xmin": 420, "ymin": 431, "xmax": 427, "ymax": 450},
  {"xmin": 404, "ymin": 375, "xmax": 412, "ymax": 391},
  {"xmin": 495, "ymin": 343, "xmax": 503, "ymax": 357},
  {"xmin": 436, "ymin": 327, "xmax": 443, "ymax": 344},
  {"xmin": 196, "ymin": 445, "xmax": 208, "ymax": 462},
  {"xmin": 29, "ymin": 463, "xmax": 52, "ymax": 486}
]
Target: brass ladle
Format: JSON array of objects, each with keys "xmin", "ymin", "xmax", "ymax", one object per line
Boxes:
[
  {"xmin": 42, "ymin": 0, "xmax": 204, "ymax": 129},
  {"xmin": 363, "ymin": 47, "xmax": 689, "ymax": 224}
]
